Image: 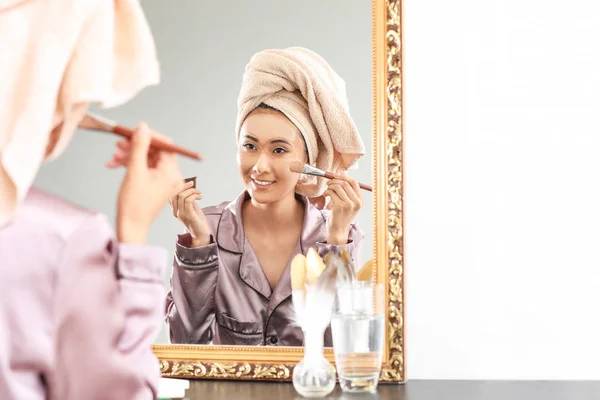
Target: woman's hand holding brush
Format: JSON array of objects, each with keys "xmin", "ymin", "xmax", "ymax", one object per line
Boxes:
[
  {"xmin": 324, "ymin": 173, "xmax": 363, "ymax": 245},
  {"xmin": 289, "ymin": 160, "xmax": 365, "ymax": 244},
  {"xmin": 113, "ymin": 123, "xmax": 185, "ymax": 244}
]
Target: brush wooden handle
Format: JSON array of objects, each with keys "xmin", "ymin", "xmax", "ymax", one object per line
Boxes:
[
  {"xmin": 323, "ymin": 171, "xmax": 373, "ymax": 192},
  {"xmin": 357, "ymin": 182, "xmax": 373, "ymax": 192},
  {"xmin": 112, "ymin": 125, "xmax": 202, "ymax": 161}
]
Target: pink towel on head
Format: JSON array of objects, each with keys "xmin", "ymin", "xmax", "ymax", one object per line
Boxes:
[
  {"xmin": 235, "ymin": 47, "xmax": 365, "ymax": 198},
  {"xmin": 0, "ymin": 0, "xmax": 160, "ymax": 227}
]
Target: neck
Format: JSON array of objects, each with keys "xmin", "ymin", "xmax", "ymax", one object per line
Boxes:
[{"xmin": 244, "ymin": 192, "xmax": 304, "ymax": 231}]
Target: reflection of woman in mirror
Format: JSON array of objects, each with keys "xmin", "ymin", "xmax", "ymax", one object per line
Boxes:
[{"xmin": 165, "ymin": 47, "xmax": 366, "ymax": 346}]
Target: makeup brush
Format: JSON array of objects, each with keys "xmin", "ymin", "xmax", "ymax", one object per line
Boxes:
[
  {"xmin": 289, "ymin": 161, "xmax": 372, "ymax": 192},
  {"xmin": 79, "ymin": 113, "xmax": 202, "ymax": 161}
]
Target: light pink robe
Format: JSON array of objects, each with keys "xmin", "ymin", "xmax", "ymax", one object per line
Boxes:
[{"xmin": 0, "ymin": 188, "xmax": 166, "ymax": 400}]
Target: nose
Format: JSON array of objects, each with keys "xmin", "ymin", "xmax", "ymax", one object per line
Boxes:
[{"xmin": 252, "ymin": 152, "xmax": 271, "ymax": 174}]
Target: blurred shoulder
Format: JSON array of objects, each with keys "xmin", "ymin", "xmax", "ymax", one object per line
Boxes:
[{"xmin": 23, "ymin": 188, "xmax": 112, "ymax": 242}]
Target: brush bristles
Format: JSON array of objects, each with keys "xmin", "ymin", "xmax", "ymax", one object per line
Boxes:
[
  {"xmin": 79, "ymin": 113, "xmax": 116, "ymax": 132},
  {"xmin": 289, "ymin": 161, "xmax": 307, "ymax": 174},
  {"xmin": 289, "ymin": 161, "xmax": 326, "ymax": 178},
  {"xmin": 302, "ymin": 164, "xmax": 326, "ymax": 177}
]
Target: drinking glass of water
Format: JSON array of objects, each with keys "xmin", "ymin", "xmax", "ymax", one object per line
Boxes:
[{"xmin": 331, "ymin": 282, "xmax": 385, "ymax": 393}]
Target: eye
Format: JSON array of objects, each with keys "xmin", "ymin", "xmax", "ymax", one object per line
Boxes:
[
  {"xmin": 273, "ymin": 147, "xmax": 288, "ymax": 154},
  {"xmin": 242, "ymin": 143, "xmax": 256, "ymax": 151}
]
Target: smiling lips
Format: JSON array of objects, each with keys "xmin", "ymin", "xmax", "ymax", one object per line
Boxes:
[{"xmin": 251, "ymin": 178, "xmax": 275, "ymax": 188}]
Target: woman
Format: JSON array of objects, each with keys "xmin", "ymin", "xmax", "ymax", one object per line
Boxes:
[
  {"xmin": 165, "ymin": 47, "xmax": 366, "ymax": 347},
  {"xmin": 0, "ymin": 1, "xmax": 182, "ymax": 399}
]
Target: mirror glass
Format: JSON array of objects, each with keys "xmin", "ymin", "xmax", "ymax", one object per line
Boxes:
[{"xmin": 34, "ymin": 0, "xmax": 373, "ymax": 347}]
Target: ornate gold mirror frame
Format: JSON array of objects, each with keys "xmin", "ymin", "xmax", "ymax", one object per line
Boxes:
[{"xmin": 152, "ymin": 0, "xmax": 405, "ymax": 383}]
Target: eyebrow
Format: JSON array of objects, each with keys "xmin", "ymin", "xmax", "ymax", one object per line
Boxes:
[
  {"xmin": 242, "ymin": 134, "xmax": 293, "ymax": 146},
  {"xmin": 242, "ymin": 134, "xmax": 259, "ymax": 142},
  {"xmin": 270, "ymin": 139, "xmax": 292, "ymax": 146}
]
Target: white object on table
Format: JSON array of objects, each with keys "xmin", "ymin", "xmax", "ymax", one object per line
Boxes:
[{"xmin": 157, "ymin": 377, "xmax": 190, "ymax": 399}]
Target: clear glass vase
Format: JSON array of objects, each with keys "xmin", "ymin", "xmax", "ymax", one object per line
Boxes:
[{"xmin": 292, "ymin": 329, "xmax": 336, "ymax": 398}]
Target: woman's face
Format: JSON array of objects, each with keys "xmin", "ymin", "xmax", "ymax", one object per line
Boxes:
[{"xmin": 238, "ymin": 108, "xmax": 308, "ymax": 204}]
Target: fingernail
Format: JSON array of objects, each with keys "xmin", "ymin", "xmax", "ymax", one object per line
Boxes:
[{"xmin": 139, "ymin": 123, "xmax": 149, "ymax": 135}]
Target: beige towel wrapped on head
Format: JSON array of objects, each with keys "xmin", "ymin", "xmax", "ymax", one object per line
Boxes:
[
  {"xmin": 0, "ymin": 0, "xmax": 159, "ymax": 227},
  {"xmin": 235, "ymin": 47, "xmax": 365, "ymax": 198}
]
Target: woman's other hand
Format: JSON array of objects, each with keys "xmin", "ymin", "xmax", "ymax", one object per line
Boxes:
[{"xmin": 169, "ymin": 181, "xmax": 211, "ymax": 247}]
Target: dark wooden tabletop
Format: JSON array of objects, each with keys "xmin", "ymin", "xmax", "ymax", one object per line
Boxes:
[{"xmin": 183, "ymin": 380, "xmax": 600, "ymax": 400}]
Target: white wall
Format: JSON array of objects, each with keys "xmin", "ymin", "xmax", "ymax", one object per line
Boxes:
[{"xmin": 405, "ymin": 0, "xmax": 600, "ymax": 379}]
